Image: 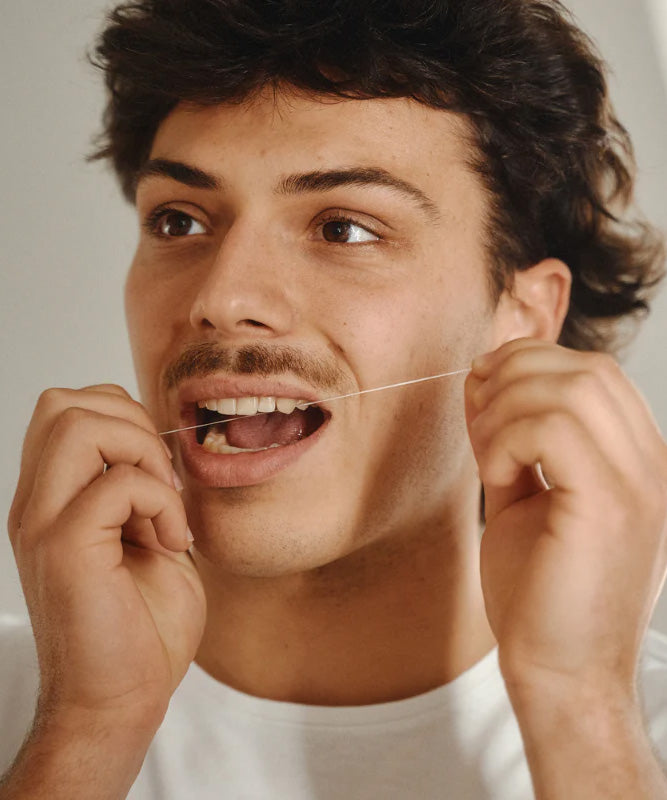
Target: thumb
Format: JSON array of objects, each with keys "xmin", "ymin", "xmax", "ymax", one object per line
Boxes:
[
  {"xmin": 464, "ymin": 371, "xmax": 545, "ymax": 522},
  {"xmin": 482, "ymin": 467, "xmax": 545, "ymax": 523}
]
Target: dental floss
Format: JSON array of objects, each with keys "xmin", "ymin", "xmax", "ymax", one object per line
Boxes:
[{"xmin": 158, "ymin": 367, "xmax": 472, "ymax": 437}]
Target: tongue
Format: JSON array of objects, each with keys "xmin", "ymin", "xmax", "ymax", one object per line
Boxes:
[{"xmin": 224, "ymin": 410, "xmax": 309, "ymax": 449}]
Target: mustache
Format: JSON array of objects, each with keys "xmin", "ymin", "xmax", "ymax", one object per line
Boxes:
[{"xmin": 164, "ymin": 342, "xmax": 348, "ymax": 393}]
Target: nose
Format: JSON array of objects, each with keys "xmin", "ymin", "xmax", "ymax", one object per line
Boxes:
[{"xmin": 189, "ymin": 219, "xmax": 296, "ymax": 340}]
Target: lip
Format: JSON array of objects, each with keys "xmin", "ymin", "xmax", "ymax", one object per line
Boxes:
[{"xmin": 173, "ymin": 375, "xmax": 335, "ymax": 488}]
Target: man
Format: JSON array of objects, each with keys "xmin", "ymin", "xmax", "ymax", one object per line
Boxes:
[{"xmin": 1, "ymin": 0, "xmax": 667, "ymax": 797}]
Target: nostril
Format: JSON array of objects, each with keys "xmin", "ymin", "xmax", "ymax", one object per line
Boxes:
[{"xmin": 243, "ymin": 319, "xmax": 267, "ymax": 328}]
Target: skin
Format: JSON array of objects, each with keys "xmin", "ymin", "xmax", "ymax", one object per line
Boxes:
[
  {"xmin": 126, "ymin": 91, "xmax": 541, "ymax": 703},
  {"xmin": 4, "ymin": 90, "xmax": 667, "ymax": 798}
]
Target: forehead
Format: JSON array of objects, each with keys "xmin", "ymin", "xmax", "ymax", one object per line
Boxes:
[{"xmin": 149, "ymin": 89, "xmax": 482, "ymax": 202}]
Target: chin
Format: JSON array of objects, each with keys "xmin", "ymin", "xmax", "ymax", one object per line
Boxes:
[{"xmin": 184, "ymin": 493, "xmax": 364, "ymax": 579}]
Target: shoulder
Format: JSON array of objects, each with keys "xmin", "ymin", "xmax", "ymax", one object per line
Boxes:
[
  {"xmin": 0, "ymin": 615, "xmax": 39, "ymax": 775},
  {"xmin": 639, "ymin": 627, "xmax": 667, "ymax": 765}
]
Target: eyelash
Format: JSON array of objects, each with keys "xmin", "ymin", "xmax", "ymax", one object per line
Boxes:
[
  {"xmin": 316, "ymin": 213, "xmax": 381, "ymax": 243},
  {"xmin": 143, "ymin": 207, "xmax": 202, "ymax": 237},
  {"xmin": 142, "ymin": 207, "xmax": 382, "ymax": 242}
]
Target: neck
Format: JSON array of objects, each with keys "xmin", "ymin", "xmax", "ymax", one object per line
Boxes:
[{"xmin": 194, "ymin": 497, "xmax": 495, "ymax": 706}]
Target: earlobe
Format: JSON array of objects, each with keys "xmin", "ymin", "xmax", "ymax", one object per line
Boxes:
[{"xmin": 493, "ymin": 258, "xmax": 572, "ymax": 346}]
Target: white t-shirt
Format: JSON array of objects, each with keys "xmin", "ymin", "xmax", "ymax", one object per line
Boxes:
[{"xmin": 1, "ymin": 616, "xmax": 666, "ymax": 799}]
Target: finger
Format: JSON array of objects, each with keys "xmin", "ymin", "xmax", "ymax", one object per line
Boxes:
[
  {"xmin": 472, "ymin": 342, "xmax": 662, "ymax": 453},
  {"xmin": 21, "ymin": 408, "xmax": 177, "ymax": 532},
  {"xmin": 480, "ymin": 410, "xmax": 619, "ymax": 515},
  {"xmin": 471, "ymin": 338, "xmax": 550, "ymax": 380},
  {"xmin": 121, "ymin": 515, "xmax": 176, "ymax": 556},
  {"xmin": 464, "ymin": 370, "xmax": 542, "ymax": 512},
  {"xmin": 79, "ymin": 384, "xmax": 135, "ymax": 398},
  {"xmin": 12, "ymin": 386, "xmax": 160, "ymax": 523},
  {"xmin": 472, "ymin": 342, "xmax": 583, "ymax": 406},
  {"xmin": 80, "ymin": 386, "xmax": 170, "ymax": 453},
  {"xmin": 34, "ymin": 463, "xmax": 190, "ymax": 556},
  {"xmin": 469, "ymin": 372, "xmax": 646, "ymax": 481}
]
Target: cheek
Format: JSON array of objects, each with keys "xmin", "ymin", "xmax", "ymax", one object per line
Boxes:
[
  {"xmin": 124, "ymin": 258, "xmax": 179, "ymax": 404},
  {"xmin": 314, "ymin": 281, "xmax": 436, "ymax": 386},
  {"xmin": 124, "ymin": 261, "xmax": 144, "ymax": 342},
  {"xmin": 125, "ymin": 254, "xmax": 185, "ymax": 337},
  {"xmin": 125, "ymin": 264, "xmax": 160, "ymax": 361},
  {"xmin": 333, "ymin": 288, "xmax": 471, "ymax": 385}
]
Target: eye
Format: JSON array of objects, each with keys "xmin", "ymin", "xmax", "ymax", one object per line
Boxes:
[
  {"xmin": 147, "ymin": 209, "xmax": 207, "ymax": 238},
  {"xmin": 319, "ymin": 217, "xmax": 379, "ymax": 244}
]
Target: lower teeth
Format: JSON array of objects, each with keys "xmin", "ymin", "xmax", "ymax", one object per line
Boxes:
[{"xmin": 202, "ymin": 430, "xmax": 283, "ymax": 455}]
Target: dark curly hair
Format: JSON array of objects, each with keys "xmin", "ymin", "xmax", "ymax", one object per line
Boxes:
[{"xmin": 90, "ymin": 0, "xmax": 665, "ymax": 353}]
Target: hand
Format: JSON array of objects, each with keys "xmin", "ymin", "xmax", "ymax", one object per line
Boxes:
[
  {"xmin": 465, "ymin": 339, "xmax": 667, "ymax": 696},
  {"xmin": 7, "ymin": 385, "xmax": 206, "ymax": 735}
]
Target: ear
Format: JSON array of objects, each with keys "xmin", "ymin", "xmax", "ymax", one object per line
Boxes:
[{"xmin": 491, "ymin": 258, "xmax": 571, "ymax": 347}]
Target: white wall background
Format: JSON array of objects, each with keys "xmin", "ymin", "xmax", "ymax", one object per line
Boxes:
[{"xmin": 1, "ymin": 1, "xmax": 666, "ymax": 635}]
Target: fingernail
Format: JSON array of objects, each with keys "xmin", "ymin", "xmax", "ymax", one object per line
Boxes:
[
  {"xmin": 172, "ymin": 469, "xmax": 184, "ymax": 492},
  {"xmin": 161, "ymin": 439, "xmax": 174, "ymax": 460},
  {"xmin": 186, "ymin": 526, "xmax": 195, "ymax": 543}
]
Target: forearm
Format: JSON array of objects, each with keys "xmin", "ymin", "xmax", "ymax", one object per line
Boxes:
[
  {"xmin": 0, "ymin": 710, "xmax": 156, "ymax": 800},
  {"xmin": 507, "ymin": 677, "xmax": 667, "ymax": 799}
]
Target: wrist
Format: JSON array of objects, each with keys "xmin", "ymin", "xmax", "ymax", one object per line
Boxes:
[
  {"xmin": 1, "ymin": 706, "xmax": 161, "ymax": 800},
  {"xmin": 506, "ymin": 674, "xmax": 640, "ymax": 742},
  {"xmin": 500, "ymin": 658, "xmax": 639, "ymax": 727},
  {"xmin": 33, "ymin": 702, "xmax": 162, "ymax": 753},
  {"xmin": 501, "ymin": 675, "xmax": 667, "ymax": 799}
]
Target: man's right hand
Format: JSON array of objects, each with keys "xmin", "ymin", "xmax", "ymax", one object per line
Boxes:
[{"xmin": 3, "ymin": 385, "xmax": 206, "ymax": 798}]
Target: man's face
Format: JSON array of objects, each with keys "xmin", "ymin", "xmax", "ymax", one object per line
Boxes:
[{"xmin": 126, "ymin": 89, "xmax": 503, "ymax": 576}]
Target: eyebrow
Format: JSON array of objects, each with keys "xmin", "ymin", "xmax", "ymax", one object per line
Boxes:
[
  {"xmin": 276, "ymin": 168, "xmax": 441, "ymax": 221},
  {"xmin": 137, "ymin": 158, "xmax": 441, "ymax": 220},
  {"xmin": 136, "ymin": 159, "xmax": 221, "ymax": 191}
]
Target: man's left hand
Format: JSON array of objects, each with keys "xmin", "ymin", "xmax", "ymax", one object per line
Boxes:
[{"xmin": 465, "ymin": 338, "xmax": 667, "ymax": 696}]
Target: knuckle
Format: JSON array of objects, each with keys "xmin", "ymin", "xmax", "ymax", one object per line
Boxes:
[
  {"xmin": 539, "ymin": 410, "xmax": 576, "ymax": 445},
  {"xmin": 502, "ymin": 348, "xmax": 527, "ymax": 372},
  {"xmin": 103, "ymin": 462, "xmax": 137, "ymax": 485},
  {"xmin": 108, "ymin": 392, "xmax": 156, "ymax": 432},
  {"xmin": 133, "ymin": 401, "xmax": 158, "ymax": 431},
  {"xmin": 81, "ymin": 383, "xmax": 132, "ymax": 399},
  {"xmin": 54, "ymin": 405, "xmax": 93, "ymax": 433},
  {"xmin": 586, "ymin": 351, "xmax": 618, "ymax": 378},
  {"xmin": 491, "ymin": 418, "xmax": 522, "ymax": 453},
  {"xmin": 500, "ymin": 346, "xmax": 540, "ymax": 382},
  {"xmin": 542, "ymin": 409, "xmax": 568, "ymax": 432},
  {"xmin": 7, "ymin": 503, "xmax": 22, "ymax": 545},
  {"xmin": 36, "ymin": 387, "xmax": 70, "ymax": 413},
  {"xmin": 564, "ymin": 370, "xmax": 601, "ymax": 404},
  {"xmin": 6, "ymin": 490, "xmax": 33, "ymax": 541}
]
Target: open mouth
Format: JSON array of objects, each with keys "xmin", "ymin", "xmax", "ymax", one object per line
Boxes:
[{"xmin": 194, "ymin": 396, "xmax": 328, "ymax": 454}]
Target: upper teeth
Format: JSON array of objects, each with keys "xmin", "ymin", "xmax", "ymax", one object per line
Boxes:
[{"xmin": 197, "ymin": 397, "xmax": 311, "ymax": 415}]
